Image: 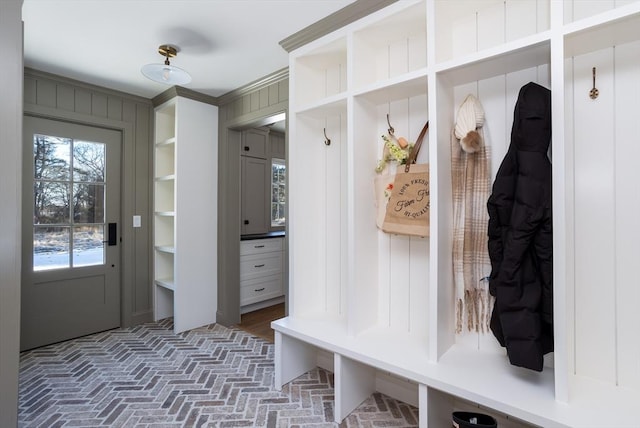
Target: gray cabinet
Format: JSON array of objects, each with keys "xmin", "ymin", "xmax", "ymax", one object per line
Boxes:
[
  {"xmin": 241, "ymin": 128, "xmax": 267, "ymax": 159},
  {"xmin": 241, "ymin": 155, "xmax": 269, "ymax": 235},
  {"xmin": 270, "ymin": 131, "xmax": 285, "ymax": 159}
]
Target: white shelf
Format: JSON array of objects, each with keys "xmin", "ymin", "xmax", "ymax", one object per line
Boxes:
[
  {"xmin": 155, "ymin": 278, "xmax": 175, "ymax": 291},
  {"xmin": 154, "ymin": 174, "xmax": 176, "ymax": 182},
  {"xmin": 353, "ymin": 70, "xmax": 428, "ymax": 104},
  {"xmin": 434, "ymin": 34, "xmax": 551, "ymax": 85},
  {"xmin": 154, "ymin": 211, "xmax": 175, "ymax": 217},
  {"xmin": 293, "ymin": 94, "xmax": 347, "ymax": 117},
  {"xmin": 155, "ymin": 245, "xmax": 175, "ymax": 254},
  {"xmin": 155, "ymin": 136, "xmax": 176, "ymax": 147}
]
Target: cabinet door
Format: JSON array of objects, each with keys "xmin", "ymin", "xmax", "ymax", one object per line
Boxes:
[
  {"xmin": 270, "ymin": 131, "xmax": 285, "ymax": 159},
  {"xmin": 241, "ymin": 129, "xmax": 268, "ymax": 159},
  {"xmin": 241, "ymin": 156, "xmax": 269, "ymax": 235}
]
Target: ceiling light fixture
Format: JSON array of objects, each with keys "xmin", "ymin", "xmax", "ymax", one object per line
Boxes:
[{"xmin": 141, "ymin": 44, "xmax": 191, "ymax": 85}]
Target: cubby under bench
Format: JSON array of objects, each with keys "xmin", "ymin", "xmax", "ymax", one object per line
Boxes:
[{"xmin": 272, "ymin": 316, "xmax": 640, "ymax": 428}]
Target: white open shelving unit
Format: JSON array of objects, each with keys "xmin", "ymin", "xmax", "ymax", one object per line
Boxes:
[
  {"xmin": 153, "ymin": 96, "xmax": 219, "ymax": 334},
  {"xmin": 272, "ymin": 1, "xmax": 640, "ymax": 426}
]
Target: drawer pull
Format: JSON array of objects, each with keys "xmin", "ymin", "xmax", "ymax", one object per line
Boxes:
[
  {"xmin": 255, "ymin": 287, "xmax": 265, "ymax": 292},
  {"xmin": 254, "ymin": 264, "xmax": 265, "ymax": 268},
  {"xmin": 254, "ymin": 245, "xmax": 265, "ymax": 248}
]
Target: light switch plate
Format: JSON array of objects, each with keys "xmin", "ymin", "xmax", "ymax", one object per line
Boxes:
[{"xmin": 133, "ymin": 215, "xmax": 141, "ymax": 228}]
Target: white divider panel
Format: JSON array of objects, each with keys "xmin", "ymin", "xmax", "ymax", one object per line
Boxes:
[
  {"xmin": 273, "ymin": 332, "xmax": 318, "ymax": 390},
  {"xmin": 614, "ymin": 40, "xmax": 640, "ymax": 390},
  {"xmin": 334, "ymin": 354, "xmax": 376, "ymax": 423},
  {"xmin": 350, "ymin": 97, "xmax": 383, "ymax": 335}
]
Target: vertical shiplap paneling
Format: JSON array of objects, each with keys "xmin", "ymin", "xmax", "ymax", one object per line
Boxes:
[
  {"xmin": 250, "ymin": 91, "xmax": 260, "ymax": 112},
  {"xmin": 91, "ymin": 93, "xmax": 108, "ymax": 118},
  {"xmin": 325, "ymin": 113, "xmax": 345, "ymax": 316},
  {"xmin": 120, "ymin": 99, "xmax": 136, "ymax": 318},
  {"xmin": 570, "ymin": 0, "xmax": 615, "ymax": 22},
  {"xmin": 230, "ymin": 97, "xmax": 242, "ymax": 119},
  {"xmin": 389, "ymin": 235, "xmax": 411, "ymax": 331},
  {"xmin": 259, "ymin": 87, "xmax": 269, "ymax": 110},
  {"xmin": 36, "ymin": 79, "xmax": 56, "ymax": 108},
  {"xmin": 573, "ymin": 48, "xmax": 616, "ymax": 383},
  {"xmin": 386, "ymin": 98, "xmax": 411, "ymax": 332},
  {"xmin": 409, "ymin": 236, "xmax": 429, "ymax": 335},
  {"xmin": 56, "ymin": 84, "xmax": 74, "ymax": 112},
  {"xmin": 242, "ymin": 94, "xmax": 251, "ymax": 116},
  {"xmin": 477, "ymin": 1, "xmax": 505, "ymax": 52},
  {"xmin": 451, "ymin": 9, "xmax": 477, "ymax": 60},
  {"xmin": 376, "ymin": 100, "xmax": 392, "ymax": 327},
  {"xmin": 389, "ymin": 37, "xmax": 408, "ymax": 80},
  {"xmin": 269, "ymin": 83, "xmax": 279, "ymax": 107},
  {"xmin": 74, "ymin": 89, "xmax": 92, "ymax": 116},
  {"xmin": 135, "ymin": 102, "xmax": 152, "ymax": 314},
  {"xmin": 476, "ymin": 75, "xmax": 506, "ymax": 352},
  {"xmin": 563, "ymin": 57, "xmax": 577, "ymax": 375},
  {"xmin": 505, "ymin": 0, "xmax": 538, "ymax": 42},
  {"xmin": 614, "ymin": 40, "xmax": 640, "ymax": 390},
  {"xmin": 478, "ymin": 74, "xmax": 507, "ymax": 184},
  {"xmin": 278, "ymin": 79, "xmax": 289, "ymax": 104},
  {"xmin": 536, "ymin": 0, "xmax": 550, "ymax": 32},
  {"xmin": 107, "ymin": 97, "xmax": 123, "ymax": 121},
  {"xmin": 24, "ymin": 76, "xmax": 37, "ymax": 105},
  {"xmin": 408, "ymin": 92, "xmax": 429, "ymax": 336},
  {"xmin": 452, "ymin": 81, "xmax": 479, "ymax": 349}
]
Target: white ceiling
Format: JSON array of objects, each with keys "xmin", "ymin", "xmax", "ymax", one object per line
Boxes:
[{"xmin": 22, "ymin": 0, "xmax": 355, "ymax": 100}]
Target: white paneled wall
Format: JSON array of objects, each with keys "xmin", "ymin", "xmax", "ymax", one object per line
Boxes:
[
  {"xmin": 567, "ymin": 39, "xmax": 640, "ymax": 390},
  {"xmin": 437, "ymin": 0, "xmax": 549, "ymax": 62},
  {"xmin": 373, "ymin": 95, "xmax": 429, "ymax": 335}
]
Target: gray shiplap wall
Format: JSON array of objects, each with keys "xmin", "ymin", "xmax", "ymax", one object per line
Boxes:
[
  {"xmin": 23, "ymin": 68, "xmax": 154, "ymax": 328},
  {"xmin": 216, "ymin": 69, "xmax": 289, "ymax": 326}
]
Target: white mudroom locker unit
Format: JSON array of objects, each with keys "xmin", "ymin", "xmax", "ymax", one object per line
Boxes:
[{"xmin": 272, "ymin": 0, "xmax": 640, "ymax": 427}]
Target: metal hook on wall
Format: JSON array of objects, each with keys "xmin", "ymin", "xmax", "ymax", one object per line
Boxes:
[
  {"xmin": 590, "ymin": 67, "xmax": 599, "ymax": 99},
  {"xmin": 386, "ymin": 113, "xmax": 395, "ymax": 135},
  {"xmin": 323, "ymin": 128, "xmax": 331, "ymax": 146}
]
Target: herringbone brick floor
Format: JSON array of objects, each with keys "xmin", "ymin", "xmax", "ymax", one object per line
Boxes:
[{"xmin": 19, "ymin": 319, "xmax": 418, "ymax": 427}]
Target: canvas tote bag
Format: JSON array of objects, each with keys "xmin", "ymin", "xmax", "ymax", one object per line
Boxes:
[{"xmin": 381, "ymin": 121, "xmax": 430, "ymax": 237}]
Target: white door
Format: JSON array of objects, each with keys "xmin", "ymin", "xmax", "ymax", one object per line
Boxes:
[{"xmin": 21, "ymin": 116, "xmax": 121, "ymax": 351}]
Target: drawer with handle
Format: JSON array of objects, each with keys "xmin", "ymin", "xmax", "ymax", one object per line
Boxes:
[
  {"xmin": 240, "ymin": 274, "xmax": 283, "ymax": 306},
  {"xmin": 240, "ymin": 237, "xmax": 283, "ymax": 256},
  {"xmin": 240, "ymin": 252, "xmax": 283, "ymax": 280}
]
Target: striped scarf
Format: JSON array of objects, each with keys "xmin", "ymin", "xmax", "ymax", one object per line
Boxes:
[{"xmin": 451, "ymin": 95, "xmax": 493, "ymax": 333}]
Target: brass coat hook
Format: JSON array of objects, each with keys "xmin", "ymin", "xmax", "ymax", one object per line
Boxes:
[
  {"xmin": 323, "ymin": 128, "xmax": 331, "ymax": 146},
  {"xmin": 386, "ymin": 113, "xmax": 395, "ymax": 135},
  {"xmin": 590, "ymin": 67, "xmax": 599, "ymax": 99}
]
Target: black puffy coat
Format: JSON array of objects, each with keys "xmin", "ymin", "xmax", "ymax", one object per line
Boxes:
[{"xmin": 487, "ymin": 82, "xmax": 553, "ymax": 372}]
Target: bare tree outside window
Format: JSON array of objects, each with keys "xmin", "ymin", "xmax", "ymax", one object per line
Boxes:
[{"xmin": 33, "ymin": 134, "xmax": 106, "ymax": 271}]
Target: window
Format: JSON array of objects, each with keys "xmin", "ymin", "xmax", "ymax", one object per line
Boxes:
[
  {"xmin": 271, "ymin": 158, "xmax": 286, "ymax": 227},
  {"xmin": 33, "ymin": 134, "xmax": 106, "ymax": 270}
]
